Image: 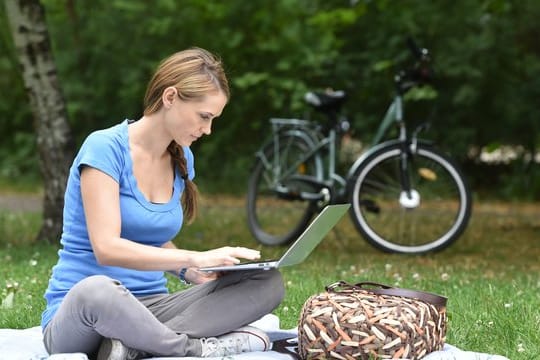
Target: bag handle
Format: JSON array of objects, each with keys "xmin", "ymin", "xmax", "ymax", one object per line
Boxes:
[{"xmin": 326, "ymin": 280, "xmax": 447, "ymax": 307}]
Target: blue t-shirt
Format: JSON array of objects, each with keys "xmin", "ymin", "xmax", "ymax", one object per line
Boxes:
[{"xmin": 41, "ymin": 120, "xmax": 194, "ymax": 329}]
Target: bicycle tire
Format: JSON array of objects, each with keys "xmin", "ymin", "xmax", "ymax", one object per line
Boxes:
[
  {"xmin": 347, "ymin": 142, "xmax": 472, "ymax": 254},
  {"xmin": 246, "ymin": 132, "xmax": 323, "ymax": 246}
]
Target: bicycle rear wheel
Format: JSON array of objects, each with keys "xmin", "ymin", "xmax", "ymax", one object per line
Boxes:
[
  {"xmin": 247, "ymin": 133, "xmax": 323, "ymax": 245},
  {"xmin": 347, "ymin": 142, "xmax": 471, "ymax": 254}
]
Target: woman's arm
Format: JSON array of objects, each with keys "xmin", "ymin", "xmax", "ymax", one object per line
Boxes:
[
  {"xmin": 162, "ymin": 241, "xmax": 218, "ymax": 284},
  {"xmin": 80, "ymin": 166, "xmax": 259, "ymax": 272}
]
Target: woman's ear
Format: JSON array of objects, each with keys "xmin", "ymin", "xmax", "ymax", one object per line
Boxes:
[{"xmin": 162, "ymin": 87, "xmax": 178, "ymax": 109}]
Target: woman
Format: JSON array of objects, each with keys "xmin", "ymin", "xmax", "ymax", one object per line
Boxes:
[{"xmin": 41, "ymin": 47, "xmax": 285, "ymax": 359}]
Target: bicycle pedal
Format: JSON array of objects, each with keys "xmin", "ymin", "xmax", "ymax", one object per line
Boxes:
[{"xmin": 275, "ymin": 188, "xmax": 302, "ymax": 201}]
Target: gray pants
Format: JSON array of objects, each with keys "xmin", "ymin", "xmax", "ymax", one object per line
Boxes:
[{"xmin": 43, "ymin": 270, "xmax": 284, "ymax": 358}]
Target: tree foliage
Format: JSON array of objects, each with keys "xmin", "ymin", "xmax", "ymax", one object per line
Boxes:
[{"xmin": 1, "ymin": 0, "xmax": 539, "ymax": 198}]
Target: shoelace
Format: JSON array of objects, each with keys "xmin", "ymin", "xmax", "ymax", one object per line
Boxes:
[
  {"xmin": 201, "ymin": 335, "xmax": 249, "ymax": 357},
  {"xmin": 201, "ymin": 337, "xmax": 224, "ymax": 357}
]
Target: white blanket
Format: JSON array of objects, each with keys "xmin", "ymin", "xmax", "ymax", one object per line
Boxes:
[{"xmin": 0, "ymin": 315, "xmax": 509, "ymax": 360}]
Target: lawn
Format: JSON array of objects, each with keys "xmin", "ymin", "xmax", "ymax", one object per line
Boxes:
[{"xmin": 1, "ymin": 194, "xmax": 539, "ymax": 359}]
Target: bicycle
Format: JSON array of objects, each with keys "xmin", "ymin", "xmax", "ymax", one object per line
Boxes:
[{"xmin": 246, "ymin": 39, "xmax": 472, "ymax": 254}]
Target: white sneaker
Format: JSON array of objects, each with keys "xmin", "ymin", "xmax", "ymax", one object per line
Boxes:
[
  {"xmin": 200, "ymin": 326, "xmax": 271, "ymax": 357},
  {"xmin": 97, "ymin": 338, "xmax": 143, "ymax": 360}
]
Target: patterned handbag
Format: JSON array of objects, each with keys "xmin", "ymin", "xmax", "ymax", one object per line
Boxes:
[{"xmin": 298, "ymin": 281, "xmax": 447, "ymax": 360}]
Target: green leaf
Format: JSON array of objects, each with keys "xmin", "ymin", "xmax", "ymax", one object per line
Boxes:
[{"xmin": 232, "ymin": 72, "xmax": 270, "ymax": 89}]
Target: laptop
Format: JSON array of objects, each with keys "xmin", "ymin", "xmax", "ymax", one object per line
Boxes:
[{"xmin": 199, "ymin": 203, "xmax": 350, "ymax": 272}]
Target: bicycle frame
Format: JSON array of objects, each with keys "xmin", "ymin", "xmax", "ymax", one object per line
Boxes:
[
  {"xmin": 371, "ymin": 95, "xmax": 405, "ymax": 147},
  {"xmin": 255, "ymin": 89, "xmax": 417, "ymax": 204}
]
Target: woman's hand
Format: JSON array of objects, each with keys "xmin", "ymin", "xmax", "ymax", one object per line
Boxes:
[
  {"xmin": 179, "ymin": 246, "xmax": 260, "ymax": 284},
  {"xmin": 192, "ymin": 246, "xmax": 261, "ymax": 268},
  {"xmin": 184, "ymin": 267, "xmax": 220, "ymax": 284}
]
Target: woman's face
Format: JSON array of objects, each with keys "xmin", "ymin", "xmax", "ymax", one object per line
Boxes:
[{"xmin": 166, "ymin": 89, "xmax": 228, "ymax": 147}]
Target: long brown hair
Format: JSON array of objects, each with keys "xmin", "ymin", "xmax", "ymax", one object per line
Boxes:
[{"xmin": 143, "ymin": 48, "xmax": 229, "ymax": 223}]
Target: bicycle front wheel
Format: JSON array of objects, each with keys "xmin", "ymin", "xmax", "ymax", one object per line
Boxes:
[
  {"xmin": 247, "ymin": 133, "xmax": 323, "ymax": 246},
  {"xmin": 347, "ymin": 142, "xmax": 471, "ymax": 254}
]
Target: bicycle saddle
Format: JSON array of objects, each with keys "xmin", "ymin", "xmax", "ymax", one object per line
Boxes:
[{"xmin": 304, "ymin": 90, "xmax": 347, "ymax": 112}]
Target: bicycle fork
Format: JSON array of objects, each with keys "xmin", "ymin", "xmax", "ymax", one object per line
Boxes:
[
  {"xmin": 398, "ymin": 142, "xmax": 421, "ymax": 209},
  {"xmin": 396, "ymin": 110, "xmax": 421, "ymax": 209}
]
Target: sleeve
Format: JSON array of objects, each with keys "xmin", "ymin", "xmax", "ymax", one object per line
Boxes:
[{"xmin": 75, "ymin": 131, "xmax": 125, "ymax": 183}]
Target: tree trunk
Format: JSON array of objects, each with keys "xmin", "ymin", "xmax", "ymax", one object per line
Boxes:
[{"xmin": 4, "ymin": 0, "xmax": 73, "ymax": 243}]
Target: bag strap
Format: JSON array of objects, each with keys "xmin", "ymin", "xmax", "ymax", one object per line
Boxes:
[{"xmin": 326, "ymin": 280, "xmax": 447, "ymax": 307}]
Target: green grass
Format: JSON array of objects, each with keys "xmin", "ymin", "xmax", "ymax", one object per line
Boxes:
[
  {"xmin": 1, "ymin": 195, "xmax": 539, "ymax": 359},
  {"xmin": 0, "ymin": 176, "xmax": 42, "ymax": 195}
]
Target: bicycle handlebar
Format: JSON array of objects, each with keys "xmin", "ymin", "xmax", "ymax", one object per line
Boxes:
[
  {"xmin": 406, "ymin": 37, "xmax": 429, "ymax": 61},
  {"xmin": 396, "ymin": 37, "xmax": 434, "ymax": 92}
]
